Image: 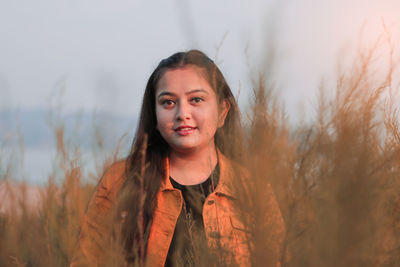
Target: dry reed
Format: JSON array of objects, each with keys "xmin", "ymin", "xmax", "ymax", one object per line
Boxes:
[{"xmin": 0, "ymin": 41, "xmax": 399, "ymax": 266}]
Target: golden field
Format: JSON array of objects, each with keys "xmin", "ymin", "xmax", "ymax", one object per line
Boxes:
[{"xmin": 1, "ymin": 41, "xmax": 400, "ymax": 266}]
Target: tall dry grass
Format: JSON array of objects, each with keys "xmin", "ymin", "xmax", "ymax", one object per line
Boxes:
[
  {"xmin": 0, "ymin": 117, "xmax": 125, "ymax": 266},
  {"xmin": 242, "ymin": 38, "xmax": 400, "ymax": 267},
  {"xmin": 1, "ymin": 41, "xmax": 399, "ymax": 266}
]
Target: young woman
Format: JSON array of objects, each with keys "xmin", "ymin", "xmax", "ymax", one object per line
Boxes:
[{"xmin": 71, "ymin": 50, "xmax": 284, "ymax": 266}]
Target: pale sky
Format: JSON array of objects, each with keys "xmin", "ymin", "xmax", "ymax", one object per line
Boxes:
[
  {"xmin": 0, "ymin": 0, "xmax": 400, "ymax": 121},
  {"xmin": 1, "ymin": 0, "xmax": 400, "ymax": 183},
  {"xmin": 1, "ymin": 0, "xmax": 399, "ymax": 121}
]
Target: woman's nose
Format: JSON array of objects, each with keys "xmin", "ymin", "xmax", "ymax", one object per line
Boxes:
[{"xmin": 175, "ymin": 102, "xmax": 191, "ymax": 121}]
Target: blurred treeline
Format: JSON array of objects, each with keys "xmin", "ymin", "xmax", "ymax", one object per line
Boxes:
[{"xmin": 1, "ymin": 40, "xmax": 400, "ymax": 267}]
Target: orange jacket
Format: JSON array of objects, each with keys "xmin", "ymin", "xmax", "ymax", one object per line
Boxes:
[{"xmin": 71, "ymin": 151, "xmax": 284, "ymax": 266}]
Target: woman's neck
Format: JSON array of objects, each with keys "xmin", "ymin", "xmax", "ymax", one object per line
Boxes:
[{"xmin": 169, "ymin": 145, "xmax": 218, "ymax": 186}]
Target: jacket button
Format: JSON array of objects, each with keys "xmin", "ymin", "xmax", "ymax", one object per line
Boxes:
[{"xmin": 207, "ymin": 199, "xmax": 215, "ymax": 205}]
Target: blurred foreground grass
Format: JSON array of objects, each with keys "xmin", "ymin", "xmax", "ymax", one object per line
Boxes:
[{"xmin": 1, "ymin": 42, "xmax": 400, "ymax": 266}]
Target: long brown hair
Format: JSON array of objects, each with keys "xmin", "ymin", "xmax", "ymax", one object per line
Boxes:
[{"xmin": 117, "ymin": 49, "xmax": 244, "ymax": 263}]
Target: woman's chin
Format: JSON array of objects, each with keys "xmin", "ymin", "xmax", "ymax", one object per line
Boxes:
[{"xmin": 170, "ymin": 145, "xmax": 199, "ymax": 154}]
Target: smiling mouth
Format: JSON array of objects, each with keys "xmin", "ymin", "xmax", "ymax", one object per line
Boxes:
[{"xmin": 174, "ymin": 126, "xmax": 197, "ymax": 136}]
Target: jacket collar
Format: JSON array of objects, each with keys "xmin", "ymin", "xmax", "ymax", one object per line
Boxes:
[{"xmin": 159, "ymin": 149, "xmax": 237, "ymax": 199}]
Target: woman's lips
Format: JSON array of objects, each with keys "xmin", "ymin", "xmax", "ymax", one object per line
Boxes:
[{"xmin": 174, "ymin": 126, "xmax": 196, "ymax": 136}]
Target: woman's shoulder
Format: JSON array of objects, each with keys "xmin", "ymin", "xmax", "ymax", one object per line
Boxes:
[
  {"xmin": 218, "ymin": 151, "xmax": 249, "ymax": 179},
  {"xmin": 96, "ymin": 159, "xmax": 128, "ymax": 199},
  {"xmin": 217, "ymin": 151, "xmax": 251, "ymax": 196}
]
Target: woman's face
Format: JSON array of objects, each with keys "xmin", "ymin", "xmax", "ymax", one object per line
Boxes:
[{"xmin": 155, "ymin": 65, "xmax": 229, "ymax": 154}]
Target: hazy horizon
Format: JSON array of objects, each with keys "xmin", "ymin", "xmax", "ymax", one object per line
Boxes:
[{"xmin": 1, "ymin": 0, "xmax": 399, "ymax": 184}]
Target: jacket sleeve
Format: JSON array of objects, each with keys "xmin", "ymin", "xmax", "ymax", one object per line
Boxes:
[
  {"xmin": 70, "ymin": 161, "xmax": 126, "ymax": 267},
  {"xmin": 238, "ymin": 165, "xmax": 286, "ymax": 267},
  {"xmin": 230, "ymin": 162, "xmax": 286, "ymax": 267}
]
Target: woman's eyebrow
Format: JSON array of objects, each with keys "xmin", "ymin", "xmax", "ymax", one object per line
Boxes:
[
  {"xmin": 157, "ymin": 91, "xmax": 175, "ymax": 98},
  {"xmin": 157, "ymin": 89, "xmax": 208, "ymax": 98},
  {"xmin": 186, "ymin": 89, "xmax": 208, "ymax": 95}
]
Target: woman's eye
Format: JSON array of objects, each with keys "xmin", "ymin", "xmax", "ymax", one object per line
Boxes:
[
  {"xmin": 191, "ymin": 97, "xmax": 204, "ymax": 104},
  {"xmin": 162, "ymin": 99, "xmax": 175, "ymax": 107}
]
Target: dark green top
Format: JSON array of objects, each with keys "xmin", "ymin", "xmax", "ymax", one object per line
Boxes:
[{"xmin": 165, "ymin": 163, "xmax": 220, "ymax": 266}]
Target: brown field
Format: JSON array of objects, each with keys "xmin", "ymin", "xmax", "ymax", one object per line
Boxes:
[
  {"xmin": 0, "ymin": 181, "xmax": 42, "ymax": 214},
  {"xmin": 1, "ymin": 42, "xmax": 400, "ymax": 266}
]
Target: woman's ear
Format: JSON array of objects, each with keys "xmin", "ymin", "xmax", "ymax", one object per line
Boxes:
[{"xmin": 218, "ymin": 100, "xmax": 230, "ymax": 128}]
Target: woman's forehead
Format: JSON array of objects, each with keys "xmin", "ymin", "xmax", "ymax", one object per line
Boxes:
[{"xmin": 156, "ymin": 65, "xmax": 214, "ymax": 95}]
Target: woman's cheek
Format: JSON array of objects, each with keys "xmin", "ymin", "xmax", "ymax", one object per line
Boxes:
[{"xmin": 156, "ymin": 108, "xmax": 173, "ymax": 128}]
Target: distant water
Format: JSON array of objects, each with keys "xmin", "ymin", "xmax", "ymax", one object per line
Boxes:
[
  {"xmin": 1, "ymin": 108, "xmax": 137, "ymax": 185},
  {"xmin": 24, "ymin": 147, "xmax": 57, "ymax": 184},
  {"xmin": 22, "ymin": 147, "xmax": 130, "ymax": 185}
]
